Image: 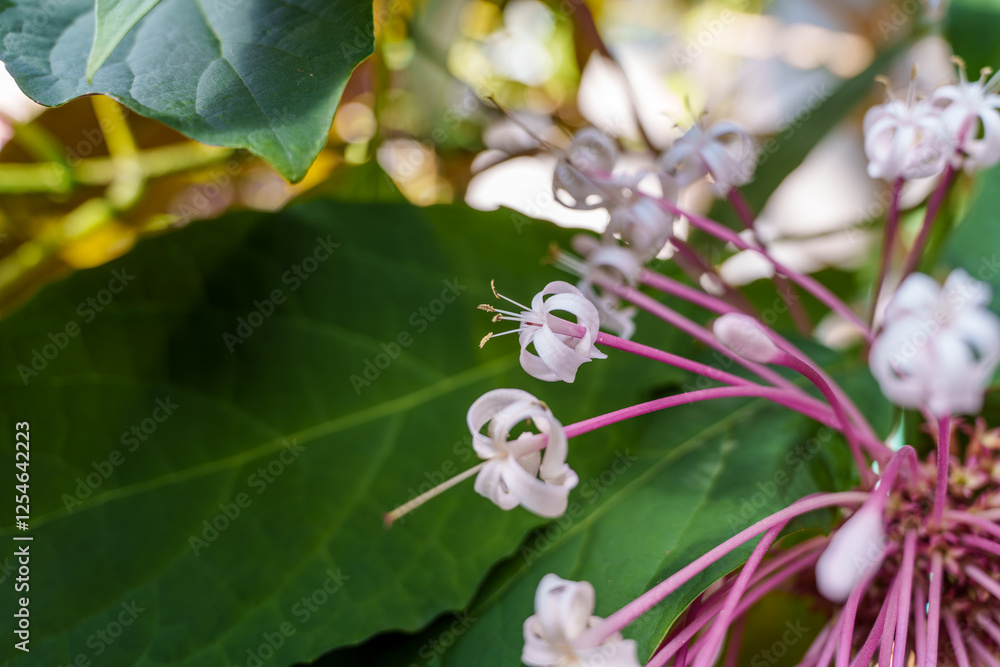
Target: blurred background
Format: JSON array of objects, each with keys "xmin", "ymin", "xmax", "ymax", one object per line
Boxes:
[{"xmin": 0, "ymin": 0, "xmax": 966, "ymax": 327}]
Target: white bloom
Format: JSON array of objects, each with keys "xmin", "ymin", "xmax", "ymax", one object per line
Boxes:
[
  {"xmin": 553, "ymin": 128, "xmax": 619, "ymax": 210},
  {"xmin": 869, "ymin": 269, "xmax": 1000, "ymax": 416},
  {"xmin": 713, "ymin": 313, "xmax": 779, "ymax": 363},
  {"xmin": 467, "ymin": 389, "xmax": 578, "ymax": 517},
  {"xmin": 484, "ymin": 281, "xmax": 607, "ymax": 383},
  {"xmin": 815, "ymin": 504, "xmax": 887, "ymax": 603},
  {"xmin": 562, "ymin": 234, "xmax": 641, "ymax": 340},
  {"xmin": 932, "ymin": 65, "xmax": 1000, "ymax": 173},
  {"xmin": 863, "ymin": 90, "xmax": 951, "ymax": 181},
  {"xmin": 606, "ymin": 192, "xmax": 675, "ymax": 262},
  {"xmin": 523, "ymin": 574, "xmax": 639, "ymax": 667},
  {"xmin": 660, "ymin": 120, "xmax": 755, "ymax": 195}
]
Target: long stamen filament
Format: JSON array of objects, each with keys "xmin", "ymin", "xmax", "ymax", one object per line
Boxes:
[{"xmin": 384, "ymin": 461, "xmax": 487, "ymax": 527}]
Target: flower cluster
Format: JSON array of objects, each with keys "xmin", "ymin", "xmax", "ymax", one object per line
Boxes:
[{"xmin": 388, "ymin": 55, "xmax": 1000, "ymax": 667}]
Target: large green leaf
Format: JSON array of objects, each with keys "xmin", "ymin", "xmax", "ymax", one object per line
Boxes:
[
  {"xmin": 0, "ymin": 0, "xmax": 373, "ymax": 181},
  {"xmin": 87, "ymin": 0, "xmax": 161, "ymax": 81},
  {"xmin": 0, "ymin": 199, "xmax": 697, "ymax": 666},
  {"xmin": 327, "ymin": 366, "xmax": 888, "ymax": 665}
]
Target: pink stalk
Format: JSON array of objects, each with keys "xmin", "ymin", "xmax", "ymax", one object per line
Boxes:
[
  {"xmin": 691, "ymin": 522, "xmax": 789, "ymax": 667},
  {"xmin": 721, "ymin": 613, "xmax": 746, "ymax": 667},
  {"xmin": 976, "ymin": 614, "xmax": 1000, "ymax": 646},
  {"xmin": 848, "ymin": 575, "xmax": 895, "ymax": 667},
  {"xmin": 670, "ymin": 237, "xmax": 757, "ymax": 315},
  {"xmin": 815, "ymin": 613, "xmax": 844, "ymax": 667},
  {"xmin": 927, "ymin": 551, "xmax": 943, "ymax": 666},
  {"xmin": 913, "ymin": 587, "xmax": 927, "ymax": 667},
  {"xmin": 962, "ymin": 535, "xmax": 1000, "ymax": 557},
  {"xmin": 932, "ymin": 414, "xmax": 952, "ymax": 524},
  {"xmin": 835, "ymin": 569, "xmax": 878, "ymax": 667},
  {"xmin": 696, "ymin": 537, "xmax": 827, "ymax": 611},
  {"xmin": 592, "ymin": 276, "xmax": 800, "ymax": 392},
  {"xmin": 877, "ymin": 568, "xmax": 902, "ymax": 667},
  {"xmin": 944, "ymin": 510, "xmax": 1000, "ymax": 540},
  {"xmin": 900, "ymin": 165, "xmax": 956, "ymax": 278},
  {"xmin": 671, "ymin": 597, "xmax": 702, "ymax": 667},
  {"xmin": 727, "ymin": 188, "xmax": 812, "ymax": 335},
  {"xmin": 594, "ymin": 332, "xmax": 763, "ymax": 388},
  {"xmin": 869, "ymin": 177, "xmax": 904, "ymax": 327},
  {"xmin": 891, "ymin": 531, "xmax": 918, "ymax": 667},
  {"xmin": 650, "ymin": 196, "xmax": 872, "ymax": 338},
  {"xmin": 772, "ymin": 351, "xmax": 871, "ymax": 480},
  {"xmin": 968, "ymin": 637, "xmax": 1000, "ymax": 667},
  {"xmin": 563, "ymin": 385, "xmax": 827, "ymax": 440},
  {"xmin": 943, "ymin": 610, "xmax": 972, "ymax": 667},
  {"xmin": 640, "ymin": 269, "xmax": 883, "ymax": 449},
  {"xmin": 649, "ymin": 549, "xmax": 820, "ymax": 667},
  {"xmin": 966, "ymin": 564, "xmax": 1000, "ymax": 602},
  {"xmin": 579, "ymin": 491, "xmax": 869, "ymax": 647},
  {"xmin": 801, "ymin": 622, "xmax": 835, "ymax": 667}
]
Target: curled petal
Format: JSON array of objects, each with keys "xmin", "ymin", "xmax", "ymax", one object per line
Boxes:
[
  {"xmin": 713, "ymin": 313, "xmax": 779, "ymax": 363},
  {"xmin": 500, "ymin": 455, "xmax": 577, "ymax": 517}
]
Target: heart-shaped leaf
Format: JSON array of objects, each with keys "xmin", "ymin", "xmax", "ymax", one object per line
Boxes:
[{"xmin": 0, "ymin": 0, "xmax": 374, "ymax": 181}]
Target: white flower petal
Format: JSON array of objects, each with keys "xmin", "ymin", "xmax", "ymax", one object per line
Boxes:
[{"xmin": 815, "ymin": 504, "xmax": 886, "ymax": 603}]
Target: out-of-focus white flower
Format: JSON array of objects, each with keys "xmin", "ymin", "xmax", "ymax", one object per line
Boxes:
[
  {"xmin": 869, "ymin": 269, "xmax": 1000, "ymax": 416},
  {"xmin": 467, "ymin": 389, "xmax": 577, "ymax": 517},
  {"xmin": 660, "ymin": 119, "xmax": 755, "ymax": 195},
  {"xmin": 552, "ymin": 128, "xmax": 619, "ymax": 210},
  {"xmin": 713, "ymin": 313, "xmax": 780, "ymax": 363},
  {"xmin": 559, "ymin": 234, "xmax": 640, "ymax": 339},
  {"xmin": 932, "ymin": 62, "xmax": 1000, "ymax": 173},
  {"xmin": 606, "ymin": 184, "xmax": 676, "ymax": 262},
  {"xmin": 523, "ymin": 574, "xmax": 639, "ymax": 667},
  {"xmin": 815, "ymin": 503, "xmax": 887, "ymax": 603},
  {"xmin": 863, "ymin": 80, "xmax": 951, "ymax": 181},
  {"xmin": 0, "ymin": 64, "xmax": 44, "ymax": 151},
  {"xmin": 482, "ymin": 281, "xmax": 607, "ymax": 382}
]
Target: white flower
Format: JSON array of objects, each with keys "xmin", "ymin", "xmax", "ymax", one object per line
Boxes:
[
  {"xmin": 467, "ymin": 389, "xmax": 577, "ymax": 517},
  {"xmin": 563, "ymin": 234, "xmax": 641, "ymax": 340},
  {"xmin": 869, "ymin": 269, "xmax": 1000, "ymax": 416},
  {"xmin": 659, "ymin": 119, "xmax": 755, "ymax": 195},
  {"xmin": 932, "ymin": 64, "xmax": 1000, "ymax": 173},
  {"xmin": 863, "ymin": 87, "xmax": 951, "ymax": 181},
  {"xmin": 483, "ymin": 281, "xmax": 607, "ymax": 382},
  {"xmin": 606, "ymin": 191, "xmax": 675, "ymax": 262},
  {"xmin": 553, "ymin": 128, "xmax": 619, "ymax": 210},
  {"xmin": 713, "ymin": 313, "xmax": 779, "ymax": 363},
  {"xmin": 523, "ymin": 574, "xmax": 639, "ymax": 667},
  {"xmin": 815, "ymin": 504, "xmax": 887, "ymax": 603}
]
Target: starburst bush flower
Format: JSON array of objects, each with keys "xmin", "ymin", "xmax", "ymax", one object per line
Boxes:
[{"xmin": 387, "ymin": 55, "xmax": 1000, "ymax": 667}]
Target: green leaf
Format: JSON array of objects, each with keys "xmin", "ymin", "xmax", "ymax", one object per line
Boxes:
[
  {"xmin": 946, "ymin": 0, "xmax": 1000, "ymax": 75},
  {"xmin": 327, "ymin": 366, "xmax": 882, "ymax": 665},
  {"xmin": 0, "ymin": 199, "xmax": 695, "ymax": 665},
  {"xmin": 0, "ymin": 0, "xmax": 374, "ymax": 181},
  {"xmin": 943, "ymin": 163, "xmax": 1000, "ymax": 312},
  {"xmin": 87, "ymin": 0, "xmax": 161, "ymax": 82}
]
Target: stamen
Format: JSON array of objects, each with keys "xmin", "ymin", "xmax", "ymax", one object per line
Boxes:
[
  {"xmin": 874, "ymin": 75, "xmax": 894, "ymax": 100},
  {"xmin": 478, "ymin": 304, "xmax": 495, "ymax": 312},
  {"xmin": 384, "ymin": 461, "xmax": 487, "ymax": 527},
  {"xmin": 490, "ymin": 279, "xmax": 532, "ymax": 311},
  {"xmin": 485, "ymin": 96, "xmax": 558, "ymax": 152},
  {"xmin": 479, "ymin": 332, "xmax": 492, "ymax": 348}
]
